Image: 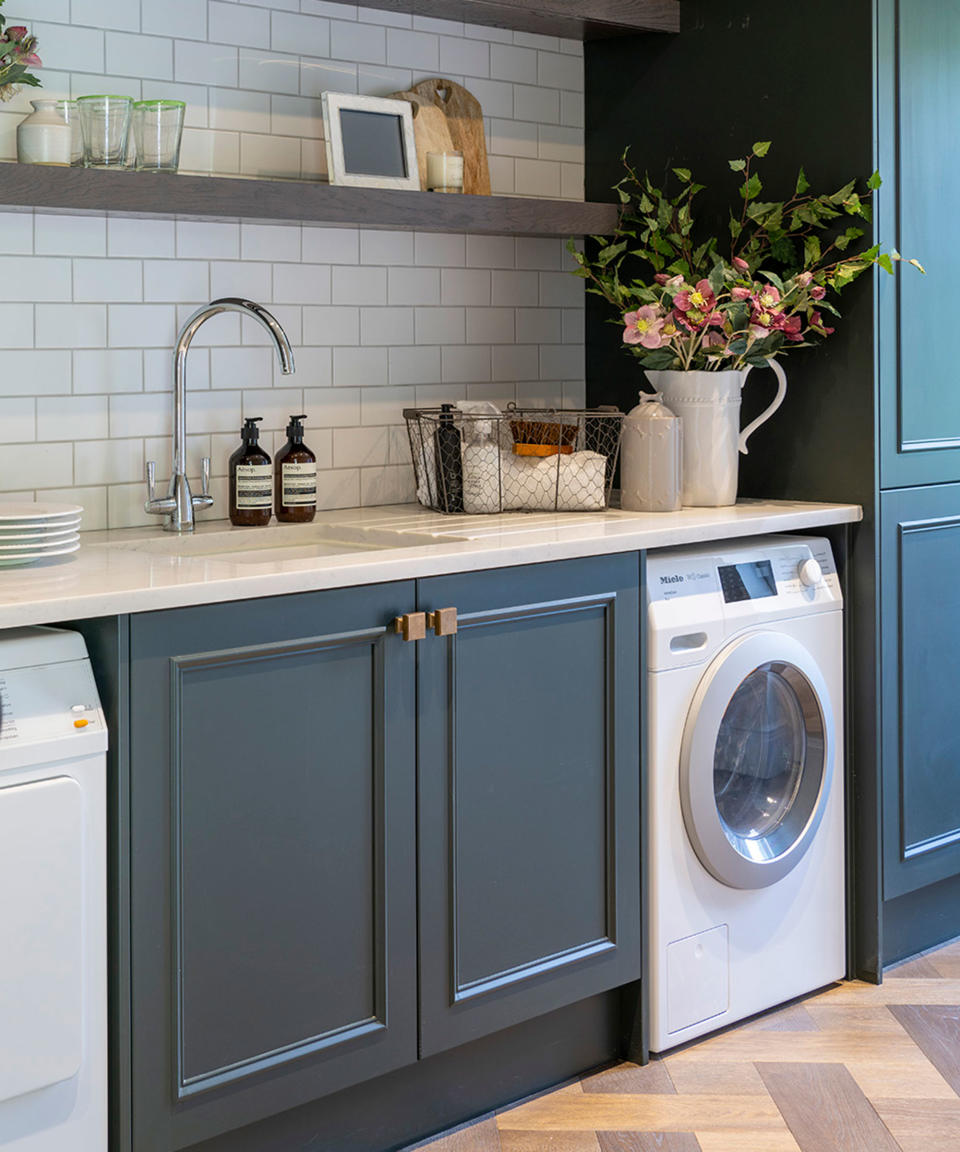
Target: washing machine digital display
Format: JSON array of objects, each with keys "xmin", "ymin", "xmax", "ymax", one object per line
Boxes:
[{"xmin": 717, "ymin": 560, "xmax": 777, "ymax": 603}]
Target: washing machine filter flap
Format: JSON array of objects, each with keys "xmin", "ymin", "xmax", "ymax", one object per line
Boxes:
[{"xmin": 679, "ymin": 630, "xmax": 834, "ymax": 890}]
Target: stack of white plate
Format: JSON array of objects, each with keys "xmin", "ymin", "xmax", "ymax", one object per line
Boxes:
[{"xmin": 0, "ymin": 503, "xmax": 83, "ymax": 567}]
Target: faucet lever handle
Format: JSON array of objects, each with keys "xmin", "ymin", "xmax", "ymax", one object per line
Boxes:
[
  {"xmin": 146, "ymin": 460, "xmax": 158, "ymax": 501},
  {"xmin": 200, "ymin": 456, "xmax": 210, "ymax": 497}
]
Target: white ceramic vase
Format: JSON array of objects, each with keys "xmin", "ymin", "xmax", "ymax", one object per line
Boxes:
[
  {"xmin": 17, "ymin": 100, "xmax": 72, "ymax": 165},
  {"xmin": 645, "ymin": 361, "xmax": 788, "ymax": 507}
]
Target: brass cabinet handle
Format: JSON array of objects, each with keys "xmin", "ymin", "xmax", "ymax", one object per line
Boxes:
[
  {"xmin": 427, "ymin": 607, "xmax": 458, "ymax": 637},
  {"xmin": 394, "ymin": 612, "xmax": 427, "ymax": 642}
]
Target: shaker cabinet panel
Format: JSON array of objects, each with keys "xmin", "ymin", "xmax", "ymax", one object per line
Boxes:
[
  {"xmin": 128, "ymin": 583, "xmax": 418, "ymax": 1152},
  {"xmin": 878, "ymin": 0, "xmax": 960, "ymax": 487},
  {"xmin": 881, "ymin": 485, "xmax": 960, "ymax": 899},
  {"xmin": 417, "ymin": 555, "xmax": 641, "ymax": 1056}
]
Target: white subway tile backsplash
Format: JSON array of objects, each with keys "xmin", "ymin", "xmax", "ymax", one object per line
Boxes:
[
  {"xmin": 360, "ymin": 306, "xmax": 414, "ymax": 346},
  {"xmin": 439, "ymin": 35, "xmax": 488, "ymax": 78},
  {"xmin": 0, "ymin": 304, "xmax": 34, "ymax": 348},
  {"xmin": 0, "ymin": 397, "xmax": 36, "ymax": 443},
  {"xmin": 108, "ymin": 217, "xmax": 176, "ymax": 259},
  {"xmin": 272, "ymin": 10, "xmax": 330, "ymax": 56},
  {"xmin": 415, "ymin": 306, "xmax": 464, "ymax": 345},
  {"xmin": 304, "ymin": 386, "xmax": 360, "ymax": 428},
  {"xmin": 143, "ymin": 0, "xmax": 206, "ymax": 38},
  {"xmin": 35, "ymin": 213, "xmax": 105, "ymax": 257},
  {"xmin": 333, "ymin": 345, "xmax": 388, "ymax": 388},
  {"xmin": 2, "ymin": 3, "xmax": 584, "ymax": 526},
  {"xmin": 74, "ymin": 349, "xmax": 142, "ymax": 394},
  {"xmin": 240, "ymin": 47, "xmax": 301, "ymax": 95},
  {"xmin": 209, "ymin": 0, "xmax": 270, "ymax": 47},
  {"xmin": 388, "ymin": 344, "xmax": 440, "ymax": 386},
  {"xmin": 303, "ymin": 305, "xmax": 360, "ymax": 346},
  {"xmin": 108, "ymin": 304, "xmax": 177, "ymax": 348},
  {"xmin": 0, "ymin": 443, "xmax": 73, "ymax": 489},
  {"xmin": 105, "ymin": 31, "xmax": 173, "ymax": 80},
  {"xmin": 0, "ymin": 350, "xmax": 70, "ymax": 396},
  {"xmin": 386, "ymin": 28, "xmax": 438, "ymax": 71},
  {"xmin": 177, "ymin": 220, "xmax": 240, "ymax": 260},
  {"xmin": 440, "ymin": 268, "xmax": 491, "ymax": 307},
  {"xmin": 75, "ymin": 438, "xmax": 143, "ymax": 486},
  {"xmin": 36, "ymin": 304, "xmax": 107, "ymax": 349},
  {"xmin": 360, "ymin": 230, "xmax": 414, "ymax": 266},
  {"xmin": 333, "ymin": 265, "xmax": 387, "ymax": 306},
  {"xmin": 273, "ymin": 262, "xmax": 331, "ymax": 304},
  {"xmin": 0, "ymin": 256, "xmax": 71, "ymax": 303},
  {"xmin": 38, "ymin": 394, "xmax": 108, "ymax": 441},
  {"xmin": 143, "ymin": 260, "xmax": 209, "ymax": 303},
  {"xmin": 489, "ymin": 43, "xmax": 537, "ymax": 85},
  {"xmin": 330, "ymin": 18, "xmax": 385, "ymax": 63},
  {"xmin": 388, "ymin": 266, "xmax": 440, "ymax": 307},
  {"xmin": 176, "ymin": 39, "xmax": 238, "ymax": 87}
]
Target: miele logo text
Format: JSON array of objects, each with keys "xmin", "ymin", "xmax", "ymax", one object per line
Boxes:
[{"xmin": 660, "ymin": 574, "xmax": 683, "ymax": 584}]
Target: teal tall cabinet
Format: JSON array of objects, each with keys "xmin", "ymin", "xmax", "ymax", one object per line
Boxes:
[{"xmin": 586, "ymin": 0, "xmax": 960, "ymax": 974}]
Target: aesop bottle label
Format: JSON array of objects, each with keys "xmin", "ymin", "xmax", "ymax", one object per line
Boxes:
[
  {"xmin": 282, "ymin": 461, "xmax": 317, "ymax": 506},
  {"xmin": 235, "ymin": 464, "xmax": 272, "ymax": 509}
]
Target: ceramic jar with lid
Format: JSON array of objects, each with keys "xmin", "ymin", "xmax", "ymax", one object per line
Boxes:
[
  {"xmin": 620, "ymin": 392, "xmax": 682, "ymax": 512},
  {"xmin": 16, "ymin": 100, "xmax": 72, "ymax": 165}
]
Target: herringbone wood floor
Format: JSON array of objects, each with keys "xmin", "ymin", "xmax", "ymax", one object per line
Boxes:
[{"xmin": 409, "ymin": 937, "xmax": 960, "ymax": 1152}]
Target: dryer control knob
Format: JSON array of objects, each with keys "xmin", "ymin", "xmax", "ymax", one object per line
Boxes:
[{"xmin": 798, "ymin": 557, "xmax": 823, "ymax": 587}]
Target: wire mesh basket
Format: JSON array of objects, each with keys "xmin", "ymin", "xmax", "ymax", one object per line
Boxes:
[{"xmin": 404, "ymin": 405, "xmax": 624, "ymax": 514}]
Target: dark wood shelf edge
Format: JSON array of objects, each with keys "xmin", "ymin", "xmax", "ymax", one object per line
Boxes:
[
  {"xmin": 334, "ymin": 0, "xmax": 680, "ymax": 37},
  {"xmin": 0, "ymin": 164, "xmax": 619, "ymax": 237}
]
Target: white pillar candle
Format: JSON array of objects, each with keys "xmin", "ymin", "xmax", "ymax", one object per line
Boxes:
[{"xmin": 426, "ymin": 150, "xmax": 464, "ymax": 193}]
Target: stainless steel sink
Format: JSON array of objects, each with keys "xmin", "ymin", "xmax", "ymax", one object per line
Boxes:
[{"xmin": 103, "ymin": 522, "xmax": 459, "ymax": 563}]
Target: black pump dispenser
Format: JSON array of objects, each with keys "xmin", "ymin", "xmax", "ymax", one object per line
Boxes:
[
  {"xmin": 285, "ymin": 414, "xmax": 306, "ymax": 441},
  {"xmin": 242, "ymin": 416, "xmax": 262, "ymax": 443}
]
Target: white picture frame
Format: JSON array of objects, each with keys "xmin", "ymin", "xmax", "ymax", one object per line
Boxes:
[{"xmin": 321, "ymin": 92, "xmax": 420, "ymax": 192}]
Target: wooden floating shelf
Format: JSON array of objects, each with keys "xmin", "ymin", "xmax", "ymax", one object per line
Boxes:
[
  {"xmin": 0, "ymin": 163, "xmax": 619, "ymax": 237},
  {"xmin": 316, "ymin": 0, "xmax": 680, "ymax": 38}
]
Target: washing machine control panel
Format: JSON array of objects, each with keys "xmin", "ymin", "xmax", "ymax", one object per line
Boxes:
[
  {"xmin": 648, "ymin": 535, "xmax": 840, "ymax": 611},
  {"xmin": 0, "ymin": 659, "xmax": 103, "ymax": 746}
]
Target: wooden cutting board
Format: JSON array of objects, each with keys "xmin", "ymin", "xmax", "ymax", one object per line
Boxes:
[
  {"xmin": 405, "ymin": 77, "xmax": 491, "ymax": 196},
  {"xmin": 388, "ymin": 91, "xmax": 456, "ymax": 191}
]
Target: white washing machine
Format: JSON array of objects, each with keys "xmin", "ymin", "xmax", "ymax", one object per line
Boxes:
[
  {"xmin": 646, "ymin": 535, "xmax": 845, "ymax": 1053},
  {"xmin": 0, "ymin": 627, "xmax": 107, "ymax": 1151}
]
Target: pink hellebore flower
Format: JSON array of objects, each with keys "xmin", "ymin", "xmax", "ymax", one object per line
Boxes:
[
  {"xmin": 702, "ymin": 331, "xmax": 725, "ymax": 349},
  {"xmin": 5, "ymin": 26, "xmax": 28, "ymax": 39},
  {"xmin": 810, "ymin": 284, "xmax": 826, "ymax": 300},
  {"xmin": 781, "ymin": 315, "xmax": 804, "ymax": 342},
  {"xmin": 654, "ymin": 273, "xmax": 670, "ymax": 286},
  {"xmin": 731, "ymin": 285, "xmax": 752, "ymax": 301},
  {"xmin": 732, "ymin": 257, "xmax": 750, "ymax": 272},
  {"xmin": 674, "ymin": 278, "xmax": 717, "ymax": 315},
  {"xmin": 623, "ymin": 306, "xmax": 665, "ymax": 349},
  {"xmin": 756, "ymin": 285, "xmax": 781, "ymax": 311},
  {"xmin": 795, "ymin": 271, "xmax": 813, "ymax": 287},
  {"xmin": 809, "ymin": 310, "xmax": 835, "ymax": 336}
]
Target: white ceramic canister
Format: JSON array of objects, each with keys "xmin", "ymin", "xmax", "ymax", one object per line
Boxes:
[
  {"xmin": 17, "ymin": 100, "xmax": 72, "ymax": 165},
  {"xmin": 645, "ymin": 362, "xmax": 787, "ymax": 507},
  {"xmin": 620, "ymin": 392, "xmax": 682, "ymax": 512}
]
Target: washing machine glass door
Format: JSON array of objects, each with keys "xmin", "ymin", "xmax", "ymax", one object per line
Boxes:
[{"xmin": 680, "ymin": 630, "xmax": 834, "ymax": 889}]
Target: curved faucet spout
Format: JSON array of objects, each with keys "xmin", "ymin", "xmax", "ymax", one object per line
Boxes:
[{"xmin": 146, "ymin": 298, "xmax": 296, "ymax": 533}]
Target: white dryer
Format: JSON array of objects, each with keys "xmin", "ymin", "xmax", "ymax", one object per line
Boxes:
[{"xmin": 646, "ymin": 535, "xmax": 845, "ymax": 1053}]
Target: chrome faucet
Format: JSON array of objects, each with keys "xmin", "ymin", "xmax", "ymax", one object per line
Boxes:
[{"xmin": 145, "ymin": 297, "xmax": 296, "ymax": 533}]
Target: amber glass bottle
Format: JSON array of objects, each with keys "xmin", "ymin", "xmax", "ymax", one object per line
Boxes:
[
  {"xmin": 275, "ymin": 414, "xmax": 317, "ymax": 523},
  {"xmin": 229, "ymin": 417, "xmax": 272, "ymax": 527}
]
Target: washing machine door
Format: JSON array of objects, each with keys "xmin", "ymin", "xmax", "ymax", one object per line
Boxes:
[{"xmin": 680, "ymin": 630, "xmax": 834, "ymax": 890}]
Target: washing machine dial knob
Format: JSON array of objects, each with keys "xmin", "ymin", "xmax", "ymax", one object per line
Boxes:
[{"xmin": 798, "ymin": 557, "xmax": 823, "ymax": 587}]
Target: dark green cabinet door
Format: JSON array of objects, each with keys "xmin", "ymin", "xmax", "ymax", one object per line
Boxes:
[
  {"xmin": 417, "ymin": 555, "xmax": 641, "ymax": 1056},
  {"xmin": 878, "ymin": 0, "xmax": 960, "ymax": 487},
  {"xmin": 129, "ymin": 583, "xmax": 417, "ymax": 1151},
  {"xmin": 881, "ymin": 486, "xmax": 960, "ymax": 898}
]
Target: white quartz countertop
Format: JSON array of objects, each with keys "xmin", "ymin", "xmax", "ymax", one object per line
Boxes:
[{"xmin": 0, "ymin": 499, "xmax": 861, "ymax": 629}]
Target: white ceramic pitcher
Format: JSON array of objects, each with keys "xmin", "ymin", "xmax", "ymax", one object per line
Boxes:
[{"xmin": 645, "ymin": 360, "xmax": 787, "ymax": 507}]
